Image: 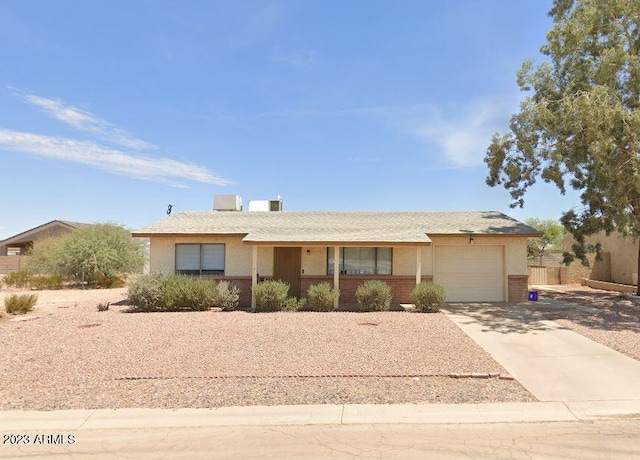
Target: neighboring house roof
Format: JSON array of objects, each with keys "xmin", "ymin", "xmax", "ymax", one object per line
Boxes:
[
  {"xmin": 133, "ymin": 211, "xmax": 541, "ymax": 245},
  {"xmin": 0, "ymin": 220, "xmax": 88, "ymax": 246}
]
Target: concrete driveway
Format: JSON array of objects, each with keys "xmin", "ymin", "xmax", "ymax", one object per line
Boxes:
[{"xmin": 443, "ymin": 300, "xmax": 640, "ymax": 402}]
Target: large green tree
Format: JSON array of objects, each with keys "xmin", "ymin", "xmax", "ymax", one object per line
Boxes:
[
  {"xmin": 28, "ymin": 223, "xmax": 145, "ymax": 285},
  {"xmin": 485, "ymin": 0, "xmax": 640, "ymax": 294},
  {"xmin": 525, "ymin": 217, "xmax": 567, "ymax": 263}
]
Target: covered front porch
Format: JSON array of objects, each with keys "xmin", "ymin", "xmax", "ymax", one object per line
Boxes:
[{"xmin": 248, "ymin": 244, "xmax": 431, "ymax": 311}]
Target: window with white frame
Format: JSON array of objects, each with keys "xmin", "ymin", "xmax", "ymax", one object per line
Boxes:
[
  {"xmin": 175, "ymin": 243, "xmax": 225, "ymax": 275},
  {"xmin": 327, "ymin": 247, "xmax": 392, "ymax": 275}
]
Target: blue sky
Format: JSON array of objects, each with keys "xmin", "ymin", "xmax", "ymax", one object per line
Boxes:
[{"xmin": 0, "ymin": 0, "xmax": 581, "ymax": 240}]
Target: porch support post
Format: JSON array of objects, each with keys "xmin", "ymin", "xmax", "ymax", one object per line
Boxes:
[
  {"xmin": 333, "ymin": 246, "xmax": 340, "ymax": 309},
  {"xmin": 251, "ymin": 245, "xmax": 258, "ymax": 312},
  {"xmin": 416, "ymin": 246, "xmax": 422, "ymax": 285}
]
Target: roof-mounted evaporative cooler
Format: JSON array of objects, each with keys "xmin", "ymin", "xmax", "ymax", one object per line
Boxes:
[
  {"xmin": 213, "ymin": 195, "xmax": 243, "ymax": 211},
  {"xmin": 248, "ymin": 197, "xmax": 283, "ymax": 212}
]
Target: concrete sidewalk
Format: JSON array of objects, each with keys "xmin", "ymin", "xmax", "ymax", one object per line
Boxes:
[
  {"xmin": 3, "ymin": 416, "xmax": 640, "ymax": 460},
  {"xmin": 443, "ymin": 301, "xmax": 640, "ymax": 402},
  {"xmin": 3, "ymin": 400, "xmax": 640, "ymax": 431}
]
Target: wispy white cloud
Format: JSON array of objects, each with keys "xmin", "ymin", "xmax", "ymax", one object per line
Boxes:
[
  {"xmin": 413, "ymin": 98, "xmax": 514, "ymax": 167},
  {"xmin": 257, "ymin": 103, "xmax": 431, "ymax": 119},
  {"xmin": 0, "ymin": 129, "xmax": 231, "ymax": 187},
  {"xmin": 9, "ymin": 86, "xmax": 157, "ymax": 150},
  {"xmin": 5, "ymin": 87, "xmax": 233, "ymax": 186},
  {"xmin": 256, "ymin": 97, "xmax": 514, "ymax": 167}
]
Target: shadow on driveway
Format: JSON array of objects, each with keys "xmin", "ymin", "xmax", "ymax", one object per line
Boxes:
[
  {"xmin": 443, "ymin": 302, "xmax": 569, "ymax": 335},
  {"xmin": 446, "ymin": 287, "xmax": 640, "ymax": 336},
  {"xmin": 528, "ymin": 288, "xmax": 640, "ymax": 334}
]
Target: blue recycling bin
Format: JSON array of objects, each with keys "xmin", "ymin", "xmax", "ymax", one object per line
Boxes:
[{"xmin": 528, "ymin": 290, "xmax": 539, "ymax": 301}]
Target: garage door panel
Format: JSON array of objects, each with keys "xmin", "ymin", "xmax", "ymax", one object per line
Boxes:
[
  {"xmin": 444, "ymin": 289, "xmax": 503, "ymax": 302},
  {"xmin": 435, "ymin": 265, "xmax": 503, "ymax": 276},
  {"xmin": 437, "ymin": 274, "xmax": 504, "ymax": 285},
  {"xmin": 434, "ymin": 246, "xmax": 504, "ymax": 302}
]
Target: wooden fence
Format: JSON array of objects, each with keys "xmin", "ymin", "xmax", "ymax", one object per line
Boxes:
[
  {"xmin": 528, "ymin": 266, "xmax": 561, "ymax": 285},
  {"xmin": 0, "ymin": 256, "xmax": 28, "ymax": 274},
  {"xmin": 528, "ymin": 252, "xmax": 611, "ymax": 285}
]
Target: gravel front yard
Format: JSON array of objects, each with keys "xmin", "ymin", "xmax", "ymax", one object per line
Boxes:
[
  {"xmin": 0, "ymin": 288, "xmax": 534, "ymax": 410},
  {"xmin": 528, "ymin": 285, "xmax": 640, "ymax": 361}
]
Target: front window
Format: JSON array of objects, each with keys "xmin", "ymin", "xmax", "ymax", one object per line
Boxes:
[
  {"xmin": 327, "ymin": 247, "xmax": 392, "ymax": 275},
  {"xmin": 175, "ymin": 243, "xmax": 225, "ymax": 275}
]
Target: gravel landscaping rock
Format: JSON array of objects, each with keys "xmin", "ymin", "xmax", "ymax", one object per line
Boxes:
[{"xmin": 0, "ymin": 288, "xmax": 535, "ymax": 410}]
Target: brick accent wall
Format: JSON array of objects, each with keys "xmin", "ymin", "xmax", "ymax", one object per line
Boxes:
[
  {"xmin": 300, "ymin": 275, "xmax": 433, "ymax": 304},
  {"xmin": 300, "ymin": 276, "xmax": 334, "ymax": 297},
  {"xmin": 205, "ymin": 274, "xmax": 520, "ymax": 306},
  {"xmin": 508, "ymin": 275, "xmax": 529, "ymax": 302},
  {"xmin": 204, "ymin": 276, "xmax": 253, "ymax": 308},
  {"xmin": 218, "ymin": 275, "xmax": 437, "ymax": 308}
]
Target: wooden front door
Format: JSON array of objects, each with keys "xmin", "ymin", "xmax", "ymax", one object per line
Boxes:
[{"xmin": 273, "ymin": 247, "xmax": 302, "ymax": 298}]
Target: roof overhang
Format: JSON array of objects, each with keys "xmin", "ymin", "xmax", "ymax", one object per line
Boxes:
[
  {"xmin": 244, "ymin": 240, "xmax": 432, "ymax": 247},
  {"xmin": 241, "ymin": 229, "xmax": 432, "ymax": 246},
  {"xmin": 0, "ymin": 220, "xmax": 85, "ymax": 246},
  {"xmin": 426, "ymin": 232, "xmax": 544, "ymax": 238},
  {"xmin": 131, "ymin": 232, "xmax": 248, "ymax": 238}
]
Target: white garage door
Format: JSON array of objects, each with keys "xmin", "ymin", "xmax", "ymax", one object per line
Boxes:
[{"xmin": 434, "ymin": 246, "xmax": 505, "ymax": 302}]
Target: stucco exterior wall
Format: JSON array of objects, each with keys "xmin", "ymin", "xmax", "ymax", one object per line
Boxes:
[
  {"xmin": 149, "ymin": 235, "xmax": 274, "ymax": 276},
  {"xmin": 149, "ymin": 236, "xmax": 526, "ymax": 278},
  {"xmin": 429, "ymin": 235, "xmax": 528, "ymax": 275},
  {"xmin": 148, "ymin": 234, "xmax": 530, "ymax": 304},
  {"xmin": 392, "ymin": 247, "xmax": 416, "ymax": 276},
  {"xmin": 301, "ymin": 247, "xmax": 327, "ymax": 275},
  {"xmin": 257, "ymin": 247, "xmax": 274, "ymax": 276},
  {"xmin": 421, "ymin": 246, "xmax": 434, "ymax": 276},
  {"xmin": 577, "ymin": 232, "xmax": 638, "ymax": 285}
]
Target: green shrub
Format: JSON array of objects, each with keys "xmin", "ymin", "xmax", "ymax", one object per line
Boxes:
[
  {"xmin": 355, "ymin": 280, "xmax": 392, "ymax": 312},
  {"xmin": 189, "ymin": 278, "xmax": 218, "ymax": 310},
  {"xmin": 253, "ymin": 280, "xmax": 290, "ymax": 312},
  {"xmin": 215, "ymin": 280, "xmax": 240, "ymax": 311},
  {"xmin": 30, "ymin": 274, "xmax": 67, "ymax": 290},
  {"xmin": 160, "ymin": 275, "xmax": 190, "ymax": 310},
  {"xmin": 283, "ymin": 296, "xmax": 307, "ymax": 311},
  {"xmin": 307, "ymin": 282, "xmax": 339, "ymax": 311},
  {"xmin": 410, "ymin": 282, "xmax": 446, "ymax": 313},
  {"xmin": 160, "ymin": 275, "xmax": 189, "ymax": 311},
  {"xmin": 3, "ymin": 271, "xmax": 29, "ymax": 288},
  {"xmin": 128, "ymin": 274, "xmax": 218, "ymax": 312},
  {"xmin": 127, "ymin": 273, "xmax": 168, "ymax": 311},
  {"xmin": 162, "ymin": 276, "xmax": 216, "ymax": 311},
  {"xmin": 4, "ymin": 293, "xmax": 38, "ymax": 315}
]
